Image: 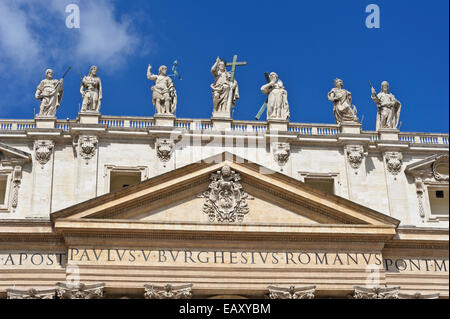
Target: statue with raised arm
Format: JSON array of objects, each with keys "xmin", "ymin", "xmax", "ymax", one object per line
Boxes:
[
  {"xmin": 210, "ymin": 57, "xmax": 239, "ymax": 115},
  {"xmin": 371, "ymin": 81, "xmax": 402, "ymax": 130},
  {"xmin": 328, "ymin": 78, "xmax": 358, "ymax": 124},
  {"xmin": 147, "ymin": 65, "xmax": 177, "ymax": 115},
  {"xmin": 80, "ymin": 65, "xmax": 102, "ymax": 113},
  {"xmin": 35, "ymin": 69, "xmax": 63, "ymax": 117},
  {"xmin": 261, "ymin": 72, "xmax": 290, "ymax": 120}
]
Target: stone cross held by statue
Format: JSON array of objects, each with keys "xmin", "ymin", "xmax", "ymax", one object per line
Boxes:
[{"xmin": 225, "ymin": 55, "xmax": 247, "ymax": 83}]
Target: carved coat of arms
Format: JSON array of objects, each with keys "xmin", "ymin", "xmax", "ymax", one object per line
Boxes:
[{"xmin": 201, "ymin": 165, "xmax": 250, "ymax": 223}]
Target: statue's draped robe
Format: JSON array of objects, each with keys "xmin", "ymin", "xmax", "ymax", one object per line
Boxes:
[
  {"xmin": 81, "ymin": 76, "xmax": 102, "ymax": 112},
  {"xmin": 375, "ymin": 92, "xmax": 401, "ymax": 130},
  {"xmin": 149, "ymin": 74, "xmax": 177, "ymax": 114},
  {"xmin": 211, "ymin": 68, "xmax": 239, "ymax": 113},
  {"xmin": 328, "ymin": 88, "xmax": 358, "ymax": 124},
  {"xmin": 261, "ymin": 81, "xmax": 290, "ymax": 120},
  {"xmin": 35, "ymin": 79, "xmax": 63, "ymax": 116}
]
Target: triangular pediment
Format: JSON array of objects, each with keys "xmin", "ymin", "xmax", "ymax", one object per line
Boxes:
[
  {"xmin": 51, "ymin": 152, "xmax": 399, "ymax": 230},
  {"xmin": 0, "ymin": 142, "xmax": 32, "ymax": 165}
]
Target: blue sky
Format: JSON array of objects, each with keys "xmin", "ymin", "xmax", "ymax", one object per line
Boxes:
[{"xmin": 0, "ymin": 0, "xmax": 448, "ymax": 133}]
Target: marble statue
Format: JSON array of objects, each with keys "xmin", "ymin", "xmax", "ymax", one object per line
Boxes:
[
  {"xmin": 210, "ymin": 57, "xmax": 239, "ymax": 115},
  {"xmin": 372, "ymin": 81, "xmax": 402, "ymax": 130},
  {"xmin": 328, "ymin": 78, "xmax": 358, "ymax": 124},
  {"xmin": 261, "ymin": 72, "xmax": 290, "ymax": 120},
  {"xmin": 147, "ymin": 65, "xmax": 177, "ymax": 115},
  {"xmin": 80, "ymin": 65, "xmax": 102, "ymax": 113},
  {"xmin": 35, "ymin": 69, "xmax": 63, "ymax": 117}
]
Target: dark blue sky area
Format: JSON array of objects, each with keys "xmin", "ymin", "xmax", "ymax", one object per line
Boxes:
[{"xmin": 0, "ymin": 0, "xmax": 448, "ymax": 133}]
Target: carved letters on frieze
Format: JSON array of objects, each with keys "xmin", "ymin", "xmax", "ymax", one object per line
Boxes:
[
  {"xmin": 34, "ymin": 140, "xmax": 54, "ymax": 167},
  {"xmin": 267, "ymin": 285, "xmax": 316, "ymax": 299},
  {"xmin": 353, "ymin": 286, "xmax": 400, "ymax": 299},
  {"xmin": 385, "ymin": 152, "xmax": 403, "ymax": 176},
  {"xmin": 144, "ymin": 283, "xmax": 193, "ymax": 299},
  {"xmin": 200, "ymin": 165, "xmax": 250, "ymax": 223}
]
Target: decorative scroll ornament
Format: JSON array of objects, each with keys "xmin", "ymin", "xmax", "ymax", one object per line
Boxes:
[
  {"xmin": 79, "ymin": 136, "xmax": 98, "ymax": 162},
  {"xmin": 432, "ymin": 155, "xmax": 449, "ymax": 181},
  {"xmin": 156, "ymin": 139, "xmax": 175, "ymax": 166},
  {"xmin": 345, "ymin": 145, "xmax": 367, "ymax": 170},
  {"xmin": 34, "ymin": 140, "xmax": 54, "ymax": 167},
  {"xmin": 201, "ymin": 165, "xmax": 250, "ymax": 223},
  {"xmin": 273, "ymin": 142, "xmax": 290, "ymax": 170},
  {"xmin": 398, "ymin": 292, "xmax": 440, "ymax": 299},
  {"xmin": 56, "ymin": 282, "xmax": 105, "ymax": 299},
  {"xmin": 11, "ymin": 166, "xmax": 22, "ymax": 208},
  {"xmin": 268, "ymin": 285, "xmax": 316, "ymax": 299},
  {"xmin": 353, "ymin": 286, "xmax": 400, "ymax": 299},
  {"xmin": 144, "ymin": 284, "xmax": 193, "ymax": 299},
  {"xmin": 6, "ymin": 288, "xmax": 56, "ymax": 299},
  {"xmin": 385, "ymin": 152, "xmax": 403, "ymax": 175}
]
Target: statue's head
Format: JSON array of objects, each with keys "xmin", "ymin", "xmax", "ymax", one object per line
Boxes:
[
  {"xmin": 159, "ymin": 65, "xmax": 168, "ymax": 76},
  {"xmin": 89, "ymin": 65, "xmax": 98, "ymax": 76},
  {"xmin": 381, "ymin": 81, "xmax": 390, "ymax": 93},
  {"xmin": 218, "ymin": 61, "xmax": 226, "ymax": 72},
  {"xmin": 269, "ymin": 72, "xmax": 279, "ymax": 82},
  {"xmin": 221, "ymin": 165, "xmax": 231, "ymax": 178},
  {"xmin": 45, "ymin": 69, "xmax": 53, "ymax": 79},
  {"xmin": 334, "ymin": 78, "xmax": 343, "ymax": 88}
]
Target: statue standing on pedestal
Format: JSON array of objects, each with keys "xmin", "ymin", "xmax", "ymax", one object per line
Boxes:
[
  {"xmin": 211, "ymin": 57, "xmax": 239, "ymax": 115},
  {"xmin": 371, "ymin": 81, "xmax": 402, "ymax": 130},
  {"xmin": 328, "ymin": 78, "xmax": 358, "ymax": 124},
  {"xmin": 35, "ymin": 69, "xmax": 63, "ymax": 117},
  {"xmin": 147, "ymin": 65, "xmax": 177, "ymax": 115},
  {"xmin": 261, "ymin": 72, "xmax": 290, "ymax": 120},
  {"xmin": 80, "ymin": 65, "xmax": 102, "ymax": 113}
]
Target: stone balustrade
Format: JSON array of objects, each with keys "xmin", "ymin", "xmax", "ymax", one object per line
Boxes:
[{"xmin": 0, "ymin": 116, "xmax": 448, "ymax": 146}]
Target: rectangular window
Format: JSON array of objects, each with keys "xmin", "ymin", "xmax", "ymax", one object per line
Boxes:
[
  {"xmin": 428, "ymin": 187, "xmax": 449, "ymax": 216},
  {"xmin": 110, "ymin": 171, "xmax": 142, "ymax": 193},
  {"xmin": 0, "ymin": 175, "xmax": 7, "ymax": 206},
  {"xmin": 304, "ymin": 178, "xmax": 335, "ymax": 195}
]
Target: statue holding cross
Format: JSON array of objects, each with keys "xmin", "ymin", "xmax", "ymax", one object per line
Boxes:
[{"xmin": 210, "ymin": 55, "xmax": 247, "ymax": 118}]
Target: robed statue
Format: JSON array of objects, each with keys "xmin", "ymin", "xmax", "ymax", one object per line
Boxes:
[
  {"xmin": 261, "ymin": 72, "xmax": 290, "ymax": 120},
  {"xmin": 211, "ymin": 57, "xmax": 239, "ymax": 115},
  {"xmin": 35, "ymin": 69, "xmax": 63, "ymax": 117},
  {"xmin": 147, "ymin": 65, "xmax": 177, "ymax": 115},
  {"xmin": 371, "ymin": 81, "xmax": 402, "ymax": 130},
  {"xmin": 80, "ymin": 65, "xmax": 102, "ymax": 113},
  {"xmin": 328, "ymin": 78, "xmax": 358, "ymax": 124}
]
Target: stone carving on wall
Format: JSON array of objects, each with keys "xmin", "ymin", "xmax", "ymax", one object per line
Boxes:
[
  {"xmin": 353, "ymin": 286, "xmax": 400, "ymax": 299},
  {"xmin": 398, "ymin": 292, "xmax": 440, "ymax": 299},
  {"xmin": 11, "ymin": 166, "xmax": 22, "ymax": 208},
  {"xmin": 77, "ymin": 135, "xmax": 98, "ymax": 163},
  {"xmin": 345, "ymin": 145, "xmax": 367, "ymax": 170},
  {"xmin": 6, "ymin": 288, "xmax": 56, "ymax": 299},
  {"xmin": 55, "ymin": 282, "xmax": 105, "ymax": 299},
  {"xmin": 261, "ymin": 72, "xmax": 290, "ymax": 120},
  {"xmin": 385, "ymin": 152, "xmax": 403, "ymax": 175},
  {"xmin": 371, "ymin": 81, "xmax": 402, "ymax": 130},
  {"xmin": 272, "ymin": 142, "xmax": 290, "ymax": 170},
  {"xmin": 34, "ymin": 140, "xmax": 54, "ymax": 167},
  {"xmin": 200, "ymin": 165, "xmax": 250, "ymax": 223},
  {"xmin": 144, "ymin": 284, "xmax": 193, "ymax": 299},
  {"xmin": 156, "ymin": 139, "xmax": 175, "ymax": 167},
  {"xmin": 328, "ymin": 78, "xmax": 358, "ymax": 124},
  {"xmin": 35, "ymin": 69, "xmax": 63, "ymax": 117},
  {"xmin": 268, "ymin": 285, "xmax": 316, "ymax": 299},
  {"xmin": 432, "ymin": 155, "xmax": 449, "ymax": 181},
  {"xmin": 147, "ymin": 65, "xmax": 177, "ymax": 115},
  {"xmin": 80, "ymin": 65, "xmax": 102, "ymax": 113}
]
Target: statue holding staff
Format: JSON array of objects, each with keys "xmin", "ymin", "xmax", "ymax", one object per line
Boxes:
[
  {"xmin": 35, "ymin": 69, "xmax": 64, "ymax": 117},
  {"xmin": 371, "ymin": 81, "xmax": 402, "ymax": 130},
  {"xmin": 80, "ymin": 65, "xmax": 102, "ymax": 113},
  {"xmin": 147, "ymin": 64, "xmax": 177, "ymax": 115},
  {"xmin": 260, "ymin": 72, "xmax": 290, "ymax": 120}
]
